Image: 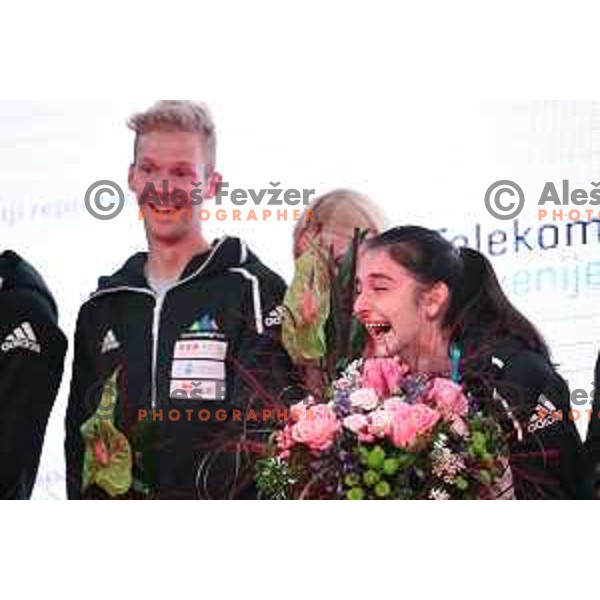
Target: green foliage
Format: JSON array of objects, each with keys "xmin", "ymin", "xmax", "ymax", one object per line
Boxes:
[
  {"xmin": 382, "ymin": 458, "xmax": 400, "ymax": 476},
  {"xmin": 80, "ymin": 369, "xmax": 133, "ymax": 498},
  {"xmin": 366, "ymin": 445, "xmax": 386, "ymax": 470},
  {"xmin": 346, "ymin": 487, "xmax": 365, "ymax": 500},
  {"xmin": 282, "ymin": 246, "xmax": 331, "ymax": 363},
  {"xmin": 363, "ymin": 470, "xmax": 380, "ymax": 487},
  {"xmin": 283, "ymin": 228, "xmax": 370, "ymax": 388},
  {"xmin": 255, "ymin": 457, "xmax": 299, "ymax": 500},
  {"xmin": 374, "ymin": 481, "xmax": 391, "ymax": 498}
]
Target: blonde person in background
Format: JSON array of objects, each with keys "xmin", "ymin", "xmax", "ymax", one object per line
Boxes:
[
  {"xmin": 292, "ymin": 189, "xmax": 387, "ymax": 262},
  {"xmin": 283, "ymin": 189, "xmax": 388, "ymax": 398}
]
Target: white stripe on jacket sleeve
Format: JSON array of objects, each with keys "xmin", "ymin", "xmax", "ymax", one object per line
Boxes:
[{"xmin": 229, "ymin": 267, "xmax": 264, "ymax": 335}]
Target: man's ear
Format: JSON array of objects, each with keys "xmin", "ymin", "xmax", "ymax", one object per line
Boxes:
[
  {"xmin": 204, "ymin": 167, "xmax": 222, "ymax": 199},
  {"xmin": 128, "ymin": 164, "xmax": 135, "ymax": 193},
  {"xmin": 423, "ymin": 282, "xmax": 450, "ymax": 321}
]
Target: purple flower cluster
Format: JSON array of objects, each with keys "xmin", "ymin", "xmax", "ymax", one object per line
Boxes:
[
  {"xmin": 333, "ymin": 387, "xmax": 352, "ymax": 419},
  {"xmin": 401, "ymin": 374, "xmax": 432, "ymax": 404}
]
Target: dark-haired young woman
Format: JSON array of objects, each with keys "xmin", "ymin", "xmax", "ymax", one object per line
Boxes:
[{"xmin": 353, "ymin": 226, "xmax": 585, "ymax": 499}]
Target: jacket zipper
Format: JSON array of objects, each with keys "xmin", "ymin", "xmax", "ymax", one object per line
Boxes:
[{"xmin": 150, "ymin": 293, "xmax": 164, "ymax": 409}]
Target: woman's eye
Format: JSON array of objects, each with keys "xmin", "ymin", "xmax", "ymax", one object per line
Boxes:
[
  {"xmin": 373, "ymin": 287, "xmax": 389, "ymax": 292},
  {"xmin": 140, "ymin": 165, "xmax": 154, "ymax": 174}
]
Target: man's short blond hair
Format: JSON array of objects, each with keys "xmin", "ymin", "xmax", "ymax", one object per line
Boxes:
[{"xmin": 128, "ymin": 100, "xmax": 216, "ymax": 166}]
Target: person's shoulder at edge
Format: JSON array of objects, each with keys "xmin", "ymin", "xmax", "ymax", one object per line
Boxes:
[
  {"xmin": 0, "ymin": 250, "xmax": 63, "ymax": 329},
  {"xmin": 486, "ymin": 335, "xmax": 569, "ymax": 409}
]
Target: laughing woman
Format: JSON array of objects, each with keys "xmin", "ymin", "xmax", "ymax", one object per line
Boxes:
[{"xmin": 353, "ymin": 225, "xmax": 585, "ymax": 499}]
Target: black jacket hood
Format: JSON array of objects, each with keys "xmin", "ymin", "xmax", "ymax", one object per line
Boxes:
[
  {"xmin": 96, "ymin": 236, "xmax": 261, "ymax": 292},
  {"xmin": 0, "ymin": 250, "xmax": 59, "ymax": 322}
]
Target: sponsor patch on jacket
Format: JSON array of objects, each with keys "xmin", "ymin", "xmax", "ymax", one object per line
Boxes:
[
  {"xmin": 170, "ymin": 314, "xmax": 228, "ymax": 401},
  {"xmin": 181, "ymin": 313, "xmax": 225, "ymax": 341},
  {"xmin": 169, "ymin": 379, "xmax": 226, "ymax": 401},
  {"xmin": 171, "ymin": 359, "xmax": 226, "ymax": 380},
  {"xmin": 173, "ymin": 339, "xmax": 227, "ymax": 360}
]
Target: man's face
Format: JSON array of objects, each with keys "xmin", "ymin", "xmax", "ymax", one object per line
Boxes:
[{"xmin": 128, "ymin": 130, "xmax": 214, "ymax": 244}]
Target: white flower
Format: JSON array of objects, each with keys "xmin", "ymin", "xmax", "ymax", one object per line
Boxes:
[
  {"xmin": 335, "ymin": 359, "xmax": 364, "ymax": 391},
  {"xmin": 432, "ymin": 446, "xmax": 466, "ymax": 484},
  {"xmin": 349, "ymin": 388, "xmax": 380, "ymax": 411},
  {"xmin": 429, "ymin": 487, "xmax": 450, "ymax": 500},
  {"xmin": 368, "ymin": 409, "xmax": 392, "ymax": 437},
  {"xmin": 343, "ymin": 413, "xmax": 369, "ymax": 434}
]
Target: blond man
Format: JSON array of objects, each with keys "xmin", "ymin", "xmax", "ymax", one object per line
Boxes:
[{"xmin": 65, "ymin": 101, "xmax": 296, "ymax": 499}]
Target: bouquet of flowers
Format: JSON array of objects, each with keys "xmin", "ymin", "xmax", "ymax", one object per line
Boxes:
[{"xmin": 256, "ymin": 357, "xmax": 511, "ymax": 499}]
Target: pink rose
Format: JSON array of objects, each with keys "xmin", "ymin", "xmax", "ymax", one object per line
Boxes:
[
  {"xmin": 383, "ymin": 397, "xmax": 409, "ymax": 413},
  {"xmin": 343, "ymin": 413, "xmax": 369, "ymax": 434},
  {"xmin": 276, "ymin": 425, "xmax": 295, "ymax": 456},
  {"xmin": 384, "ymin": 399, "xmax": 440, "ymax": 449},
  {"xmin": 380, "ymin": 357, "xmax": 409, "ymax": 392},
  {"xmin": 349, "ymin": 388, "xmax": 380, "ymax": 411},
  {"xmin": 368, "ymin": 409, "xmax": 392, "ymax": 438},
  {"xmin": 343, "ymin": 413, "xmax": 375, "ymax": 442},
  {"xmin": 450, "ymin": 416, "xmax": 469, "ymax": 438},
  {"xmin": 291, "ymin": 404, "xmax": 341, "ymax": 452},
  {"xmin": 386, "ymin": 403, "xmax": 418, "ymax": 448},
  {"xmin": 410, "ymin": 403, "xmax": 441, "ymax": 436},
  {"xmin": 428, "ymin": 378, "xmax": 468, "ymax": 418},
  {"xmin": 289, "ymin": 397, "xmax": 316, "ymax": 422},
  {"xmin": 362, "ymin": 357, "xmax": 408, "ymax": 398}
]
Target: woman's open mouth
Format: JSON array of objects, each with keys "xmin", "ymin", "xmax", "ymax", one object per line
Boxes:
[{"xmin": 364, "ymin": 321, "xmax": 392, "ymax": 340}]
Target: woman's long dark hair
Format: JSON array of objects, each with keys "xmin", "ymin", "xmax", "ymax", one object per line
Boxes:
[{"xmin": 363, "ymin": 225, "xmax": 549, "ymax": 358}]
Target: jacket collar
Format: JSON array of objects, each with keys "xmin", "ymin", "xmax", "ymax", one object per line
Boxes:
[{"xmin": 95, "ymin": 236, "xmax": 255, "ymax": 293}]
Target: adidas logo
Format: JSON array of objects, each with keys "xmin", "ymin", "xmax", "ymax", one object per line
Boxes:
[
  {"xmin": 188, "ymin": 315, "xmax": 219, "ymax": 333},
  {"xmin": 264, "ymin": 305, "xmax": 285, "ymax": 328},
  {"xmin": 528, "ymin": 394, "xmax": 560, "ymax": 433},
  {"xmin": 1, "ymin": 321, "xmax": 41, "ymax": 354},
  {"xmin": 101, "ymin": 329, "xmax": 121, "ymax": 354}
]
